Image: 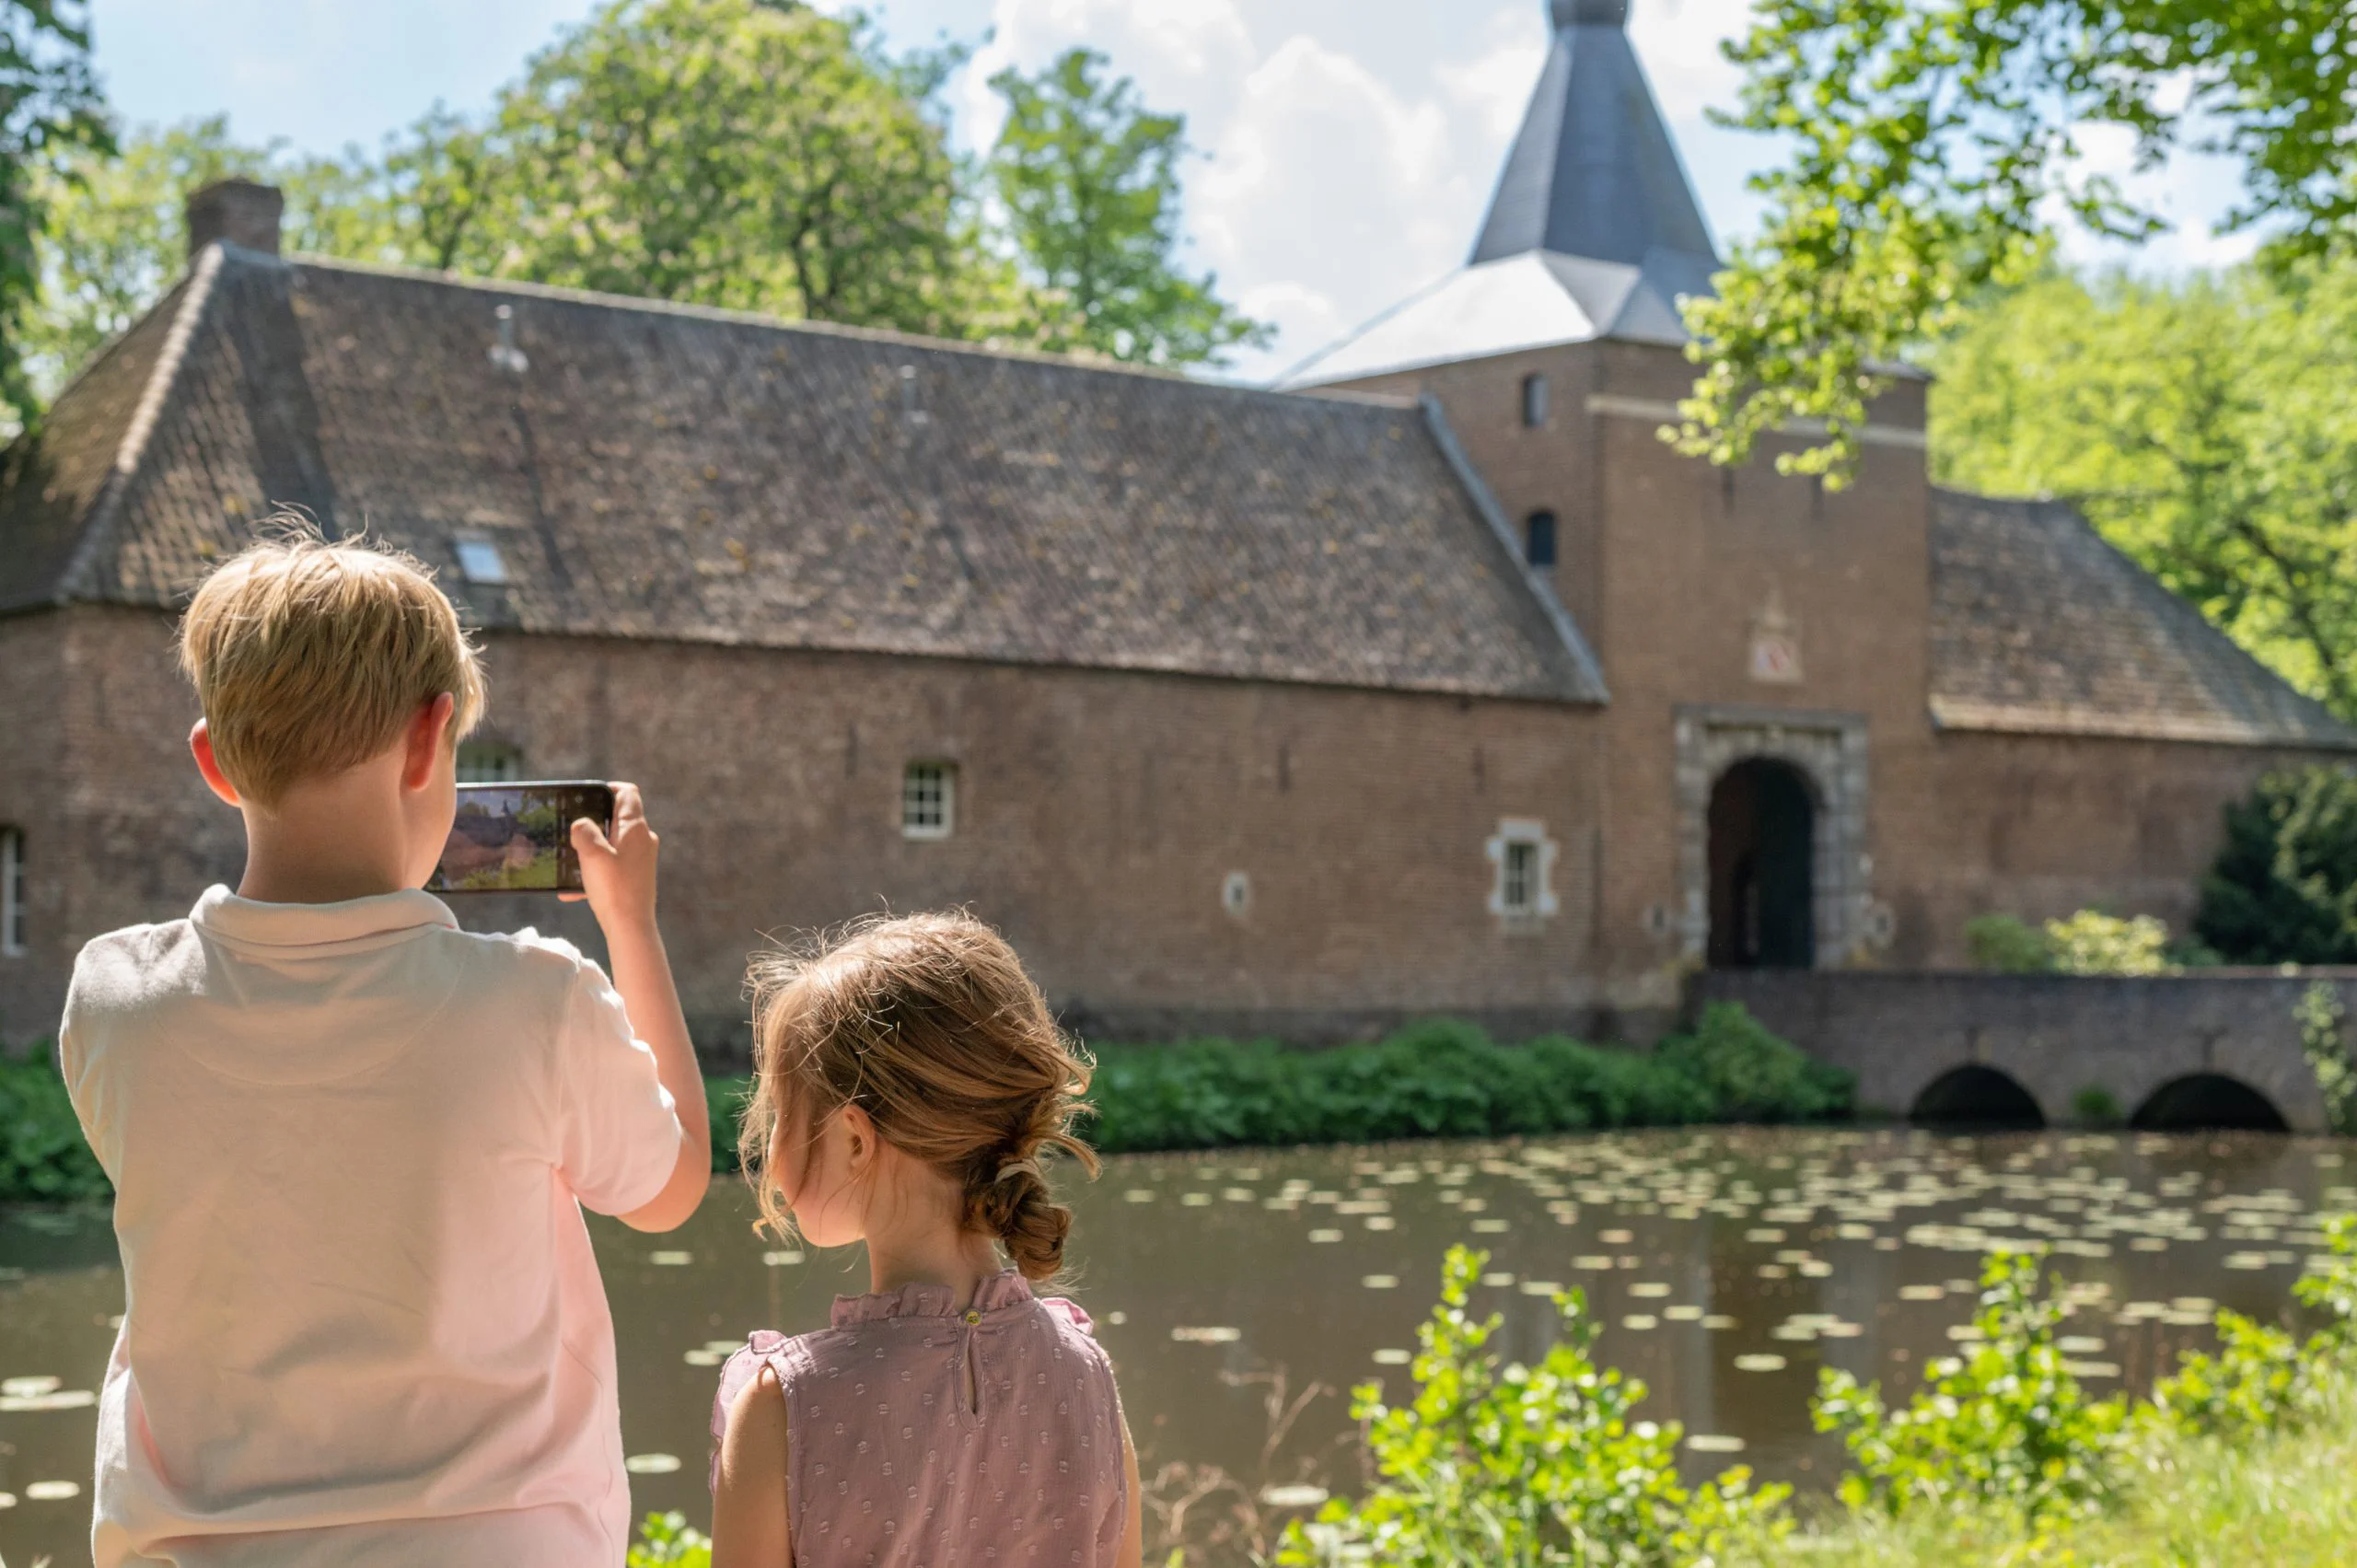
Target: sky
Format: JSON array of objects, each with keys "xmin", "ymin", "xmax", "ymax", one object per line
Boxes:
[{"xmin": 87, "ymin": 0, "xmax": 2257, "ymax": 384}]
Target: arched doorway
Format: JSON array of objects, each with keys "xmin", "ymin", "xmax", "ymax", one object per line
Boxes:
[
  {"xmin": 2130, "ymin": 1075, "xmax": 2290, "ymax": 1132},
  {"xmin": 1911, "ymin": 1066, "xmax": 2047, "ymax": 1130},
  {"xmin": 1707, "ymin": 758, "xmax": 1816, "ymax": 968}
]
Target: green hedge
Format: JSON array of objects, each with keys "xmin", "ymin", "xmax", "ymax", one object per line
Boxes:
[
  {"xmin": 1078, "ymin": 1004, "xmax": 1852, "ymax": 1155},
  {"xmin": 2, "ymin": 1005, "xmax": 1849, "ymax": 1200}
]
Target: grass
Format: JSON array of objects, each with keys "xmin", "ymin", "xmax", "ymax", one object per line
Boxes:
[{"xmin": 1734, "ymin": 1361, "xmax": 2357, "ymax": 1568}]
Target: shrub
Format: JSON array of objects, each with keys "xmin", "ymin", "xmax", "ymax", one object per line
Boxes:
[
  {"xmin": 2071, "ymin": 1086, "xmax": 2123, "ymax": 1128},
  {"xmin": 2047, "ymin": 910, "xmax": 2175, "ymax": 975},
  {"xmin": 1277, "ymin": 1245, "xmax": 1788, "ymax": 1567},
  {"xmin": 2148, "ymin": 1214, "xmax": 2357, "ymax": 1441},
  {"xmin": 2196, "ymin": 765, "xmax": 2357, "ymax": 965},
  {"xmin": 1965, "ymin": 913, "xmax": 2054, "ymax": 974},
  {"xmin": 1080, "ymin": 1008, "xmax": 1851, "ymax": 1156},
  {"xmin": 0, "ymin": 1043, "xmax": 110, "ymax": 1203},
  {"xmin": 2298, "ymin": 982, "xmax": 2357, "ymax": 1136},
  {"xmin": 1814, "ymin": 1249, "xmax": 2131, "ymax": 1527},
  {"xmin": 628, "ymin": 1513, "xmax": 711, "ymax": 1567}
]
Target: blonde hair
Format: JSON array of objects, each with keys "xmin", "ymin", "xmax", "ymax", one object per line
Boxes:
[
  {"xmin": 742, "ymin": 912, "xmax": 1099, "ymax": 1282},
  {"xmin": 177, "ymin": 524, "xmax": 486, "ymax": 808}
]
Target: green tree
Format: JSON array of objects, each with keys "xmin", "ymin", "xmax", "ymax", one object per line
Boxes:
[
  {"xmin": 489, "ymin": 0, "xmax": 991, "ymax": 334},
  {"xmin": 2196, "ymin": 766, "xmax": 2357, "ymax": 966},
  {"xmin": 1, "ymin": 0, "xmax": 110, "ymax": 429},
  {"xmin": 987, "ymin": 48, "xmax": 1267, "ymax": 367},
  {"xmin": 1675, "ymin": 0, "xmax": 2357, "ymax": 486},
  {"xmin": 1931, "ymin": 263, "xmax": 2357, "ymax": 715}
]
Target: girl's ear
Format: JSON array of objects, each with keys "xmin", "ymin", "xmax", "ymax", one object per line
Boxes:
[{"xmin": 836, "ymin": 1103, "xmax": 879, "ymax": 1173}]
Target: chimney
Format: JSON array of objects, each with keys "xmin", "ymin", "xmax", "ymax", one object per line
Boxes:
[{"xmin": 186, "ymin": 180, "xmax": 284, "ymax": 261}]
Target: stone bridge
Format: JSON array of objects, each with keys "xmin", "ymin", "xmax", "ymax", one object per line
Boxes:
[{"xmin": 1696, "ymin": 970, "xmax": 2357, "ymax": 1134}]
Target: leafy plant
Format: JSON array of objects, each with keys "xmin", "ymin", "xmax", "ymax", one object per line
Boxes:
[
  {"xmin": 1653, "ymin": 1002, "xmax": 1852, "ymax": 1123},
  {"xmin": 1277, "ymin": 1245, "xmax": 1787, "ymax": 1567},
  {"xmin": 1965, "ymin": 913, "xmax": 2054, "ymax": 975},
  {"xmin": 2071, "ymin": 1086, "xmax": 2123, "ymax": 1129},
  {"xmin": 2148, "ymin": 1214, "xmax": 2357, "ymax": 1444},
  {"xmin": 0, "ymin": 1041, "xmax": 109, "ymax": 1202},
  {"xmin": 2298, "ymin": 983, "xmax": 2357, "ymax": 1136},
  {"xmin": 627, "ymin": 1512, "xmax": 711, "ymax": 1567},
  {"xmin": 2199, "ymin": 767, "xmax": 2357, "ymax": 965},
  {"xmin": 1815, "ymin": 1249, "xmax": 2130, "ymax": 1527},
  {"xmin": 2046, "ymin": 911, "xmax": 2175, "ymax": 976}
]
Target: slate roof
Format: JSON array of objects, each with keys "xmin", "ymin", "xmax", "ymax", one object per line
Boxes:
[
  {"xmin": 1283, "ymin": 0, "xmax": 1718, "ymax": 387},
  {"xmin": 0, "ymin": 245, "xmax": 1607, "ymax": 705},
  {"xmin": 1929, "ymin": 489, "xmax": 2356, "ymax": 749}
]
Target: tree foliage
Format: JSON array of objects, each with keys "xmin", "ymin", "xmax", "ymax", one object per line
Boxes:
[
  {"xmin": 1931, "ymin": 262, "xmax": 2357, "ymax": 716},
  {"xmin": 987, "ymin": 48, "xmax": 1268, "ymax": 367},
  {"xmin": 1678, "ymin": 0, "xmax": 2357, "ymax": 485},
  {"xmin": 0, "ymin": 0, "xmax": 109, "ymax": 429},
  {"xmin": 2196, "ymin": 765, "xmax": 2357, "ymax": 965}
]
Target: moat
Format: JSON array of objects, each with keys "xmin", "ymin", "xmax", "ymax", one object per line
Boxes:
[{"xmin": 2, "ymin": 1126, "xmax": 2348, "ymax": 1563}]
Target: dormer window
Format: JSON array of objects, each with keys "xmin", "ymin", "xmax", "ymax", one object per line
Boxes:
[
  {"xmin": 1522, "ymin": 373, "xmax": 1550, "ymax": 428},
  {"xmin": 454, "ymin": 535, "xmax": 510, "ymax": 586},
  {"xmin": 1526, "ymin": 510, "xmax": 1558, "ymax": 568}
]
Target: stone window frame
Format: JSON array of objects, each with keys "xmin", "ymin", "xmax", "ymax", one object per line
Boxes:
[
  {"xmin": 1486, "ymin": 817, "xmax": 1561, "ymax": 927},
  {"xmin": 457, "ymin": 739, "xmax": 524, "ymax": 784},
  {"xmin": 1, "ymin": 825, "xmax": 24, "ymax": 957},
  {"xmin": 901, "ymin": 761, "xmax": 958, "ymax": 841},
  {"xmin": 1672, "ymin": 705, "xmax": 1872, "ymax": 968}
]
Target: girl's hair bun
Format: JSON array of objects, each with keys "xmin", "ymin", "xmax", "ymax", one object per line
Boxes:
[{"xmin": 742, "ymin": 911, "xmax": 1099, "ymax": 1281}]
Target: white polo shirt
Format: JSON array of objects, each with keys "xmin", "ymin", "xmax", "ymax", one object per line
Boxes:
[{"xmin": 61, "ymin": 886, "xmax": 685, "ymax": 1568}]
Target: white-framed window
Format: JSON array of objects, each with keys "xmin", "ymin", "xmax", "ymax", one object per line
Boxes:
[
  {"xmin": 1, "ymin": 826, "xmax": 25, "ymax": 957},
  {"xmin": 453, "ymin": 534, "xmax": 511, "ymax": 586},
  {"xmin": 458, "ymin": 740, "xmax": 524, "ymax": 783},
  {"xmin": 1486, "ymin": 818, "xmax": 1561, "ymax": 923},
  {"xmin": 1521, "ymin": 373, "xmax": 1550, "ymax": 428},
  {"xmin": 902, "ymin": 762, "xmax": 957, "ymax": 840},
  {"xmin": 1221, "ymin": 870, "xmax": 1253, "ymax": 920}
]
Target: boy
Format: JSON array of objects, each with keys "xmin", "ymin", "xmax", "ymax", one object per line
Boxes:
[{"xmin": 60, "ymin": 532, "xmax": 712, "ymax": 1566}]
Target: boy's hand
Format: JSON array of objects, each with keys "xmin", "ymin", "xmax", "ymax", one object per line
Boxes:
[{"xmin": 568, "ymin": 783, "xmax": 657, "ymax": 931}]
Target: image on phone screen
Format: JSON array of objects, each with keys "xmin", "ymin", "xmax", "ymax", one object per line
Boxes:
[{"xmin": 429, "ymin": 782, "xmax": 616, "ymax": 895}]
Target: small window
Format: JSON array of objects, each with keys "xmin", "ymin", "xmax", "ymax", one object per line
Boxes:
[
  {"xmin": 454, "ymin": 535, "xmax": 510, "ymax": 586},
  {"xmin": 902, "ymin": 762, "xmax": 957, "ymax": 840},
  {"xmin": 1526, "ymin": 510, "xmax": 1558, "ymax": 568},
  {"xmin": 1222, "ymin": 871, "xmax": 1253, "ymax": 920},
  {"xmin": 1522, "ymin": 373, "xmax": 1550, "ymax": 428},
  {"xmin": 458, "ymin": 740, "xmax": 524, "ymax": 783},
  {"xmin": 1486, "ymin": 819, "xmax": 1559, "ymax": 923},
  {"xmin": 1, "ymin": 827, "xmax": 24, "ymax": 957}
]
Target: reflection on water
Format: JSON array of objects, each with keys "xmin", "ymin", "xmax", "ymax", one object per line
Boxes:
[{"xmin": 3, "ymin": 1128, "xmax": 2349, "ymax": 1563}]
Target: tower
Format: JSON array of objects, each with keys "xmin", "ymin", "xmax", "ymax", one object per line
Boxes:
[{"xmin": 1280, "ymin": 0, "xmax": 1719, "ymax": 386}]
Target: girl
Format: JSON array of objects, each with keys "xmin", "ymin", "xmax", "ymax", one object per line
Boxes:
[{"xmin": 710, "ymin": 913, "xmax": 1144, "ymax": 1568}]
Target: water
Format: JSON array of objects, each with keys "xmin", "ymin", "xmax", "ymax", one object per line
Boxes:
[{"xmin": 2, "ymin": 1127, "xmax": 2347, "ymax": 1563}]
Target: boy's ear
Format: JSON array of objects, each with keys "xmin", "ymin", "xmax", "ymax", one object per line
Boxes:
[
  {"xmin": 190, "ymin": 720, "xmax": 243, "ymax": 807},
  {"xmin": 401, "ymin": 693, "xmax": 459, "ymax": 793}
]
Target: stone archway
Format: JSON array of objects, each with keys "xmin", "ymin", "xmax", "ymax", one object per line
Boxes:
[
  {"xmin": 1912, "ymin": 1065, "xmax": 2047, "ymax": 1130},
  {"xmin": 1675, "ymin": 705, "xmax": 1874, "ymax": 967},
  {"xmin": 2131, "ymin": 1074, "xmax": 2291, "ymax": 1132},
  {"xmin": 1707, "ymin": 759, "xmax": 1816, "ymax": 968}
]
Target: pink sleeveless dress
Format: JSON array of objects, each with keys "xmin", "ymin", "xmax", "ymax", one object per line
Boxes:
[{"xmin": 711, "ymin": 1270, "xmax": 1126, "ymax": 1567}]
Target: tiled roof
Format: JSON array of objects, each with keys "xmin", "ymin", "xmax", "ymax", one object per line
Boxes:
[
  {"xmin": 1929, "ymin": 489, "xmax": 2356, "ymax": 749},
  {"xmin": 0, "ymin": 247, "xmax": 1606, "ymax": 704}
]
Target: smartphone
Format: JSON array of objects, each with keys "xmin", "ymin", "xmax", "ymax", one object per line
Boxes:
[{"xmin": 428, "ymin": 782, "xmax": 617, "ymax": 896}]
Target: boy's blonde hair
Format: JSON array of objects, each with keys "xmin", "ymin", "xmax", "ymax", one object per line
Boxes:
[
  {"xmin": 178, "ymin": 527, "xmax": 486, "ymax": 808},
  {"xmin": 742, "ymin": 912, "xmax": 1099, "ymax": 1281}
]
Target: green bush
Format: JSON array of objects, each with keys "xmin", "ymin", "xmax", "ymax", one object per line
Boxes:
[
  {"xmin": 2072, "ymin": 1085, "xmax": 2123, "ymax": 1128},
  {"xmin": 2197, "ymin": 765, "xmax": 2357, "ymax": 965},
  {"xmin": 1815, "ymin": 1250, "xmax": 2131, "ymax": 1527},
  {"xmin": 0, "ymin": 1043, "xmax": 110, "ymax": 1203},
  {"xmin": 1965, "ymin": 913, "xmax": 2055, "ymax": 974},
  {"xmin": 1080, "ymin": 1006, "xmax": 1852, "ymax": 1156},
  {"xmin": 627, "ymin": 1513, "xmax": 712, "ymax": 1566},
  {"xmin": 1277, "ymin": 1245, "xmax": 1788, "ymax": 1567},
  {"xmin": 2048, "ymin": 910, "xmax": 2175, "ymax": 975}
]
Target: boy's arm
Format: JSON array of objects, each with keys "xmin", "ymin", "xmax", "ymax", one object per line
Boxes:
[{"xmin": 572, "ymin": 784, "xmax": 712, "ymax": 1233}]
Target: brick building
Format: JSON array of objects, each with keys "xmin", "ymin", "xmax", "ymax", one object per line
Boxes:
[{"xmin": 2, "ymin": 0, "xmax": 2350, "ymax": 1051}]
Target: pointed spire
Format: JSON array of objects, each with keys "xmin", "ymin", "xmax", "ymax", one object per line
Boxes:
[{"xmin": 1472, "ymin": 2, "xmax": 1716, "ymax": 272}]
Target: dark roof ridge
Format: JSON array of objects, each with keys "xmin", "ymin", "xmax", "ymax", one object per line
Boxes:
[
  {"xmin": 270, "ymin": 248, "xmax": 1362, "ymax": 414},
  {"xmin": 53, "ymin": 244, "xmax": 227, "ymax": 605}
]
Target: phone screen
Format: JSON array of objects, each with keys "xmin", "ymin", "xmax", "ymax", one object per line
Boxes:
[{"xmin": 428, "ymin": 782, "xmax": 617, "ymax": 895}]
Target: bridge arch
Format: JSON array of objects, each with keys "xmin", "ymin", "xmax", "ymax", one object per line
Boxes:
[
  {"xmin": 1910, "ymin": 1065, "xmax": 2046, "ymax": 1130},
  {"xmin": 2129, "ymin": 1074, "xmax": 2290, "ymax": 1132}
]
